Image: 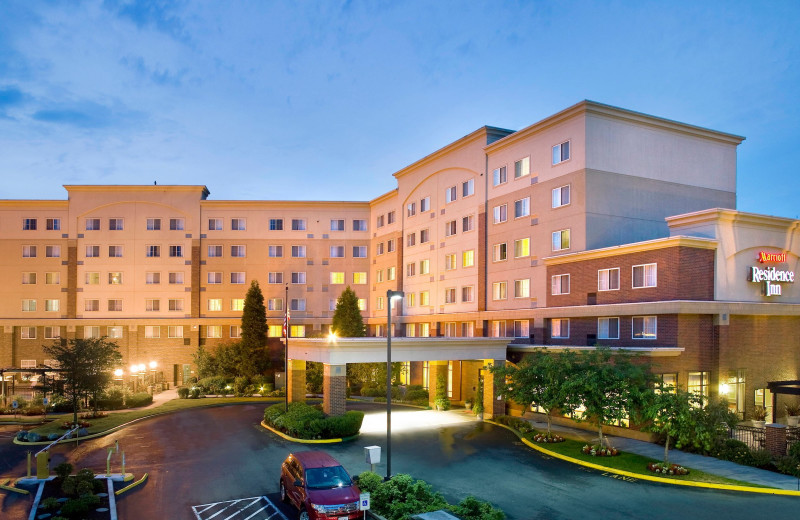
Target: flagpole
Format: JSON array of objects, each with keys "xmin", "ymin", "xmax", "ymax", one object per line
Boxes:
[{"xmin": 284, "ymin": 283, "xmax": 289, "ymax": 412}]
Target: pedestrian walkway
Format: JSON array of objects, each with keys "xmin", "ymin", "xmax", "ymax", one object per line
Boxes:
[{"xmin": 524, "ymin": 417, "xmax": 800, "ymax": 491}]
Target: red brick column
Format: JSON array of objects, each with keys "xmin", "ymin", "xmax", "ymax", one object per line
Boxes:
[
  {"xmin": 323, "ymin": 364, "xmax": 347, "ymax": 416},
  {"xmin": 766, "ymin": 424, "xmax": 787, "ymax": 458},
  {"xmin": 483, "ymin": 359, "xmax": 505, "ymax": 420},
  {"xmin": 287, "ymin": 359, "xmax": 306, "ymax": 404}
]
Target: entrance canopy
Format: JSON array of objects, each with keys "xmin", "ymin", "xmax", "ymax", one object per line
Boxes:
[{"xmin": 287, "ymin": 337, "xmax": 511, "ymax": 365}]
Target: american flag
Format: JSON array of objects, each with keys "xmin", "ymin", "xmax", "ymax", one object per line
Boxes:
[{"xmin": 283, "ymin": 308, "xmax": 290, "ymax": 338}]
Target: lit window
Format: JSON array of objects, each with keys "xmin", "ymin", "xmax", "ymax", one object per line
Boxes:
[
  {"xmin": 492, "ymin": 282, "xmax": 507, "ymax": 300},
  {"xmin": 146, "ymin": 218, "xmax": 161, "ymax": 231},
  {"xmin": 330, "ymin": 219, "xmax": 345, "ymax": 231},
  {"xmin": 330, "ymin": 272, "xmax": 345, "ymax": 284},
  {"xmin": 46, "ymin": 299, "xmax": 60, "ymax": 311},
  {"xmin": 169, "ymin": 272, "xmax": 184, "ymax": 284},
  {"xmin": 462, "ymin": 250, "xmax": 474, "ymax": 267},
  {"xmin": 406, "ymin": 324, "xmax": 416, "ymax": 337},
  {"xmin": 231, "ymin": 299, "xmax": 244, "ymax": 311},
  {"xmin": 420, "ymin": 197, "xmax": 430, "ymax": 212},
  {"xmin": 84, "ymin": 299, "xmax": 99, "ymax": 311},
  {"xmin": 208, "ymin": 219, "xmax": 223, "ymax": 231},
  {"xmin": 462, "ymin": 215, "xmax": 474, "ymax": 232},
  {"xmin": 146, "ymin": 245, "xmax": 161, "ymax": 257},
  {"xmin": 551, "ymin": 318, "xmax": 569, "ymax": 338},
  {"xmin": 514, "ymin": 238, "xmax": 530, "ymax": 258},
  {"xmin": 461, "ymin": 286, "xmax": 474, "ymax": 302},
  {"xmin": 290, "ymin": 325, "xmax": 305, "ymax": 338},
  {"xmin": 552, "ymin": 185, "xmax": 571, "ymax": 208},
  {"xmin": 291, "ymin": 272, "xmax": 306, "ymax": 284},
  {"xmin": 632, "ymin": 316, "xmax": 657, "ymax": 339},
  {"xmin": 330, "ymin": 246, "xmax": 345, "ymax": 258},
  {"xmin": 357, "ymin": 298, "xmax": 366, "ymax": 311},
  {"xmin": 230, "ymin": 326, "xmax": 242, "ymax": 338},
  {"xmin": 445, "ymin": 220, "xmax": 457, "ymax": 237},
  {"xmin": 514, "ymin": 157, "xmax": 530, "ymax": 179},
  {"xmin": 207, "ymin": 272, "xmax": 222, "ymax": 284},
  {"xmin": 515, "ymin": 279, "xmax": 530, "ymax": 298},
  {"xmin": 269, "ymin": 245, "xmax": 284, "ymax": 257},
  {"xmin": 353, "ymin": 272, "xmax": 367, "ymax": 284},
  {"xmin": 168, "ymin": 326, "xmax": 183, "ymax": 338},
  {"xmin": 207, "ymin": 299, "xmax": 222, "ymax": 311},
  {"xmin": 108, "ymin": 272, "xmax": 123, "ymax": 285},
  {"xmin": 146, "ymin": 299, "xmax": 160, "ymax": 311},
  {"xmin": 168, "ymin": 299, "xmax": 184, "ymax": 311},
  {"xmin": 231, "ymin": 245, "xmax": 246, "ymax": 257},
  {"xmin": 208, "ymin": 245, "xmax": 223, "ymax": 257},
  {"xmin": 462, "ymin": 179, "xmax": 474, "ymax": 197},
  {"xmin": 375, "ymin": 270, "xmax": 383, "ymax": 283},
  {"xmin": 376, "ymin": 296, "xmax": 385, "ymax": 310},
  {"xmin": 491, "ymin": 320, "xmax": 507, "ymax": 337},
  {"xmin": 231, "ymin": 272, "xmax": 246, "ymax": 284},
  {"xmin": 107, "ymin": 299, "xmax": 122, "ymax": 312},
  {"xmin": 231, "ymin": 218, "xmax": 246, "ymax": 231},
  {"xmin": 514, "ymin": 197, "xmax": 530, "ymax": 218},
  {"xmin": 268, "ymin": 325, "xmax": 283, "ymax": 337},
  {"xmin": 270, "ymin": 218, "xmax": 284, "ymax": 231},
  {"xmin": 107, "ymin": 326, "xmax": 123, "ymax": 339},
  {"xmin": 22, "ymin": 245, "xmax": 37, "ymax": 258},
  {"xmin": 552, "ymin": 230, "xmax": 570, "ymax": 251},
  {"xmin": 268, "ymin": 298, "xmax": 283, "ymax": 311},
  {"xmin": 493, "ymin": 166, "xmax": 507, "ymax": 186},
  {"xmin": 493, "ymin": 243, "xmax": 507, "ymax": 262},
  {"xmin": 419, "ymin": 259, "xmax": 429, "ymax": 275},
  {"xmin": 145, "ymin": 326, "xmax": 160, "ymax": 338},
  {"xmin": 109, "ymin": 218, "xmax": 124, "ymax": 230},
  {"xmin": 207, "ymin": 326, "xmax": 222, "ymax": 338},
  {"xmin": 598, "ymin": 317, "xmax": 620, "ymax": 340},
  {"xmin": 46, "ymin": 272, "xmax": 60, "ymax": 284},
  {"xmin": 598, "ymin": 268, "xmax": 620, "ymax": 291},
  {"xmin": 632, "ymin": 264, "xmax": 657, "ymax": 288},
  {"xmin": 170, "ymin": 218, "xmax": 184, "ymax": 230},
  {"xmin": 85, "ymin": 272, "xmax": 100, "ymax": 285},
  {"xmin": 552, "ymin": 140, "xmax": 571, "ymax": 165},
  {"xmin": 23, "ymin": 218, "xmax": 37, "ymax": 230},
  {"xmin": 551, "ymin": 274, "xmax": 570, "ymax": 295},
  {"xmin": 22, "ymin": 272, "xmax": 36, "ymax": 284},
  {"xmin": 46, "ymin": 218, "xmax": 60, "ymax": 231},
  {"xmin": 85, "ymin": 218, "xmax": 100, "ymax": 230},
  {"xmin": 46, "ymin": 245, "xmax": 61, "ymax": 258},
  {"xmin": 387, "ymin": 267, "xmax": 396, "ymax": 280},
  {"xmin": 353, "ymin": 246, "xmax": 367, "ymax": 258},
  {"xmin": 445, "ymin": 254, "xmax": 456, "ymax": 270},
  {"xmin": 419, "ymin": 323, "xmax": 430, "ymax": 337},
  {"xmin": 169, "ymin": 245, "xmax": 183, "ymax": 257},
  {"xmin": 108, "ymin": 245, "xmax": 123, "ymax": 258},
  {"xmin": 493, "ymin": 204, "xmax": 507, "ymax": 224},
  {"xmin": 353, "ymin": 219, "xmax": 367, "ymax": 231}
]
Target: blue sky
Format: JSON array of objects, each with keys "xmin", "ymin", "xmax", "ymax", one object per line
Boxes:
[{"xmin": 0, "ymin": 1, "xmax": 798, "ymax": 217}]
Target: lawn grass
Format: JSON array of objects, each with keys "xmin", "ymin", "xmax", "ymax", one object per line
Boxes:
[{"xmin": 25, "ymin": 396, "xmax": 283, "ymax": 436}]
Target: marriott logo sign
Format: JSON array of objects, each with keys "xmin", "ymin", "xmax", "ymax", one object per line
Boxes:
[{"xmin": 749, "ymin": 251, "xmax": 793, "ymax": 297}]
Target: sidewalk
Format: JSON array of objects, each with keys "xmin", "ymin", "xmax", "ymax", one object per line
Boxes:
[{"xmin": 524, "ymin": 417, "xmax": 800, "ymax": 491}]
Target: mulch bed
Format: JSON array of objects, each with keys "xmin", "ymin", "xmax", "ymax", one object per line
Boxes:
[{"xmin": 34, "ymin": 478, "xmax": 114, "ymax": 520}]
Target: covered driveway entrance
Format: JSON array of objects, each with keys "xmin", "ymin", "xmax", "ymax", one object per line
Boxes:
[{"xmin": 285, "ymin": 337, "xmax": 510, "ymax": 418}]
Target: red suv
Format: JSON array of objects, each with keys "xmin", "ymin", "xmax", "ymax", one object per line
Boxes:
[{"xmin": 280, "ymin": 451, "xmax": 361, "ymax": 520}]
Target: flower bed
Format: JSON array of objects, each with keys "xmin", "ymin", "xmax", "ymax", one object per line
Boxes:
[
  {"xmin": 581, "ymin": 444, "xmax": 619, "ymax": 457},
  {"xmin": 647, "ymin": 462, "xmax": 689, "ymax": 475},
  {"xmin": 62, "ymin": 420, "xmax": 91, "ymax": 429},
  {"xmin": 532, "ymin": 433, "xmax": 564, "ymax": 443}
]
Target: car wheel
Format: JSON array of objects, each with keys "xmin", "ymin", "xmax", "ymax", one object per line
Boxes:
[
  {"xmin": 299, "ymin": 507, "xmax": 310, "ymax": 520},
  {"xmin": 280, "ymin": 480, "xmax": 288, "ymax": 504}
]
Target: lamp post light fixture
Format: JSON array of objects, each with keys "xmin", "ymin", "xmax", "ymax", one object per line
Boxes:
[{"xmin": 386, "ymin": 289, "xmax": 404, "ymax": 481}]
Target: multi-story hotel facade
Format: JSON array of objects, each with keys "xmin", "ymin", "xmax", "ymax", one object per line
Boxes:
[{"xmin": 2, "ymin": 101, "xmax": 798, "ymax": 423}]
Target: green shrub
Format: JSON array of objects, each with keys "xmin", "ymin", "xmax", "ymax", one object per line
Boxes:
[
  {"xmin": 9, "ymin": 395, "xmax": 28, "ymax": 410},
  {"xmin": 374, "ymin": 474, "xmax": 448, "ymax": 520},
  {"xmin": 197, "ymin": 376, "xmax": 230, "ymax": 394},
  {"xmin": 264, "ymin": 404, "xmax": 364, "ymax": 439},
  {"xmin": 15, "ymin": 431, "xmax": 27, "ymax": 441},
  {"xmin": 361, "ymin": 387, "xmax": 384, "ymax": 397},
  {"xmin": 59, "ymin": 497, "xmax": 89, "ymax": 518},
  {"xmin": 55, "ymin": 462, "xmax": 73, "ymax": 480},
  {"xmin": 317, "ymin": 411, "xmax": 364, "ymax": 438},
  {"xmin": 234, "ymin": 376, "xmax": 251, "ymax": 396},
  {"xmin": 177, "ymin": 387, "xmax": 190, "ymax": 399},
  {"xmin": 711, "ymin": 438, "xmax": 753, "ymax": 465},
  {"xmin": 81, "ymin": 493, "xmax": 101, "ymax": 507},
  {"xmin": 41, "ymin": 497, "xmax": 60, "ymax": 510},
  {"xmin": 264, "ymin": 403, "xmax": 285, "ymax": 424},
  {"xmin": 356, "ymin": 471, "xmax": 383, "ymax": 494},
  {"xmin": 449, "ymin": 495, "xmax": 505, "ymax": 520},
  {"xmin": 27, "ymin": 431, "xmax": 41, "ymax": 442},
  {"xmin": 406, "ymin": 384, "xmax": 425, "ymax": 392},
  {"xmin": 190, "ymin": 387, "xmax": 201, "ymax": 399},
  {"xmin": 789, "ymin": 441, "xmax": 800, "ymax": 460},
  {"xmin": 76, "ymin": 479, "xmax": 94, "ymax": 496},
  {"xmin": 125, "ymin": 392, "xmax": 154, "ymax": 408},
  {"xmin": 95, "ymin": 387, "xmax": 124, "ymax": 410},
  {"xmin": 274, "ymin": 402, "xmax": 325, "ymax": 438},
  {"xmin": 749, "ymin": 448, "xmax": 773, "ymax": 468},
  {"xmin": 404, "ymin": 389, "xmax": 429, "ymax": 402},
  {"xmin": 374, "ymin": 397, "xmax": 387, "ymax": 403},
  {"xmin": 61, "ymin": 476, "xmax": 77, "ymax": 496},
  {"xmin": 775, "ymin": 455, "xmax": 800, "ymax": 476}
]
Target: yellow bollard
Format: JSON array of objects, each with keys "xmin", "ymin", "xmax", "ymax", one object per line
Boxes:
[
  {"xmin": 27, "ymin": 451, "xmax": 31, "ymax": 478},
  {"xmin": 122, "ymin": 451, "xmax": 125, "ymax": 477},
  {"xmin": 35, "ymin": 451, "xmax": 49, "ymax": 479},
  {"xmin": 107, "ymin": 448, "xmax": 113, "ymax": 476}
]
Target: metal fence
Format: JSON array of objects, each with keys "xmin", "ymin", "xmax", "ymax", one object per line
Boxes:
[{"xmin": 729, "ymin": 424, "xmax": 765, "ymax": 450}]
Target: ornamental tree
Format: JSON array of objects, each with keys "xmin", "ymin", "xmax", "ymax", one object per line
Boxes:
[
  {"xmin": 643, "ymin": 385, "xmax": 704, "ymax": 465},
  {"xmin": 331, "ymin": 286, "xmax": 365, "ymax": 337},
  {"xmin": 239, "ymin": 280, "xmax": 269, "ymax": 375},
  {"xmin": 491, "ymin": 349, "xmax": 578, "ymax": 436}
]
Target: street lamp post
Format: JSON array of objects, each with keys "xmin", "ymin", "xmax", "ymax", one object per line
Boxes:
[
  {"xmin": 285, "ymin": 283, "xmax": 289, "ymax": 412},
  {"xmin": 386, "ymin": 289, "xmax": 404, "ymax": 481}
]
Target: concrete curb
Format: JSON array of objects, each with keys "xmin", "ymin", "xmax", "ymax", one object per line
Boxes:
[
  {"xmin": 487, "ymin": 420, "xmax": 800, "ymax": 497},
  {"xmin": 259, "ymin": 421, "xmax": 359, "ymax": 443}
]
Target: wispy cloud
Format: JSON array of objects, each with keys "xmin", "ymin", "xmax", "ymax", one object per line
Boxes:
[
  {"xmin": 32, "ymin": 100, "xmax": 143, "ymax": 129},
  {"xmin": 104, "ymin": 0, "xmax": 189, "ymax": 43},
  {"xmin": 119, "ymin": 55, "xmax": 185, "ymax": 86}
]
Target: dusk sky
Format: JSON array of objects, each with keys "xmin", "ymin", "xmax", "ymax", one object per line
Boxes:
[{"xmin": 0, "ymin": 1, "xmax": 798, "ymax": 218}]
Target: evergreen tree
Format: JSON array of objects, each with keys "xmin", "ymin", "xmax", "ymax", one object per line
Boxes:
[
  {"xmin": 240, "ymin": 280, "xmax": 269, "ymax": 374},
  {"xmin": 332, "ymin": 286, "xmax": 365, "ymax": 337}
]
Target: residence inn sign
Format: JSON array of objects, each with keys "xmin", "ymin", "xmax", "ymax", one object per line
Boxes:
[{"xmin": 750, "ymin": 251, "xmax": 795, "ymax": 297}]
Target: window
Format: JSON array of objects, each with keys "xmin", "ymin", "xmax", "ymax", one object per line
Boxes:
[
  {"xmin": 632, "ymin": 316, "xmax": 657, "ymax": 339},
  {"xmin": 353, "ymin": 272, "xmax": 367, "ymax": 284},
  {"xmin": 45, "ymin": 245, "xmax": 60, "ymax": 258},
  {"xmin": 109, "ymin": 218, "xmax": 124, "ymax": 230},
  {"xmin": 107, "ymin": 326, "xmax": 123, "ymax": 338},
  {"xmin": 146, "ymin": 272, "xmax": 161, "ymax": 284},
  {"xmin": 598, "ymin": 268, "xmax": 620, "ymax": 291},
  {"xmin": 406, "ymin": 263, "xmax": 416, "ymax": 277},
  {"xmin": 170, "ymin": 218, "xmax": 184, "ymax": 230},
  {"xmin": 598, "ymin": 317, "xmax": 620, "ymax": 340},
  {"xmin": 551, "ymin": 318, "xmax": 569, "ymax": 338},
  {"xmin": 445, "ymin": 254, "xmax": 456, "ymax": 270},
  {"xmin": 514, "ymin": 238, "xmax": 530, "ymax": 258},
  {"xmin": 290, "ymin": 325, "xmax": 306, "ymax": 338},
  {"xmin": 168, "ymin": 326, "xmax": 183, "ymax": 338},
  {"xmin": 405, "ymin": 324, "xmax": 416, "ymax": 338},
  {"xmin": 419, "ymin": 323, "xmax": 430, "ymax": 338},
  {"xmin": 145, "ymin": 326, "xmax": 160, "ymax": 339},
  {"xmin": 330, "ymin": 272, "xmax": 345, "ymax": 284},
  {"xmin": 231, "ymin": 299, "xmax": 244, "ymax": 311},
  {"xmin": 353, "ymin": 246, "xmax": 367, "ymax": 258},
  {"xmin": 405, "ymin": 292, "xmax": 415, "ymax": 307},
  {"xmin": 269, "ymin": 245, "xmax": 284, "ymax": 257},
  {"xmin": 493, "ymin": 204, "xmax": 507, "ymax": 224},
  {"xmin": 514, "ymin": 320, "xmax": 530, "ymax": 338},
  {"xmin": 84, "ymin": 299, "xmax": 99, "ymax": 311},
  {"xmin": 357, "ymin": 298, "xmax": 366, "ymax": 311},
  {"xmin": 445, "ymin": 186, "xmax": 457, "ymax": 203},
  {"xmin": 46, "ymin": 299, "xmax": 60, "ymax": 312},
  {"xmin": 22, "ymin": 245, "xmax": 37, "ymax": 258},
  {"xmin": 290, "ymin": 245, "xmax": 304, "ymax": 258},
  {"xmin": 462, "ymin": 286, "xmax": 474, "ymax": 302},
  {"xmin": 169, "ymin": 245, "xmax": 183, "ymax": 257},
  {"xmin": 386, "ymin": 211, "xmax": 395, "ymax": 224},
  {"xmin": 290, "ymin": 299, "xmax": 306, "ymax": 311},
  {"xmin": 552, "ymin": 229, "xmax": 570, "ymax": 251},
  {"xmin": 330, "ymin": 219, "xmax": 345, "ymax": 231},
  {"xmin": 107, "ymin": 299, "xmax": 122, "ymax": 312},
  {"xmin": 291, "ymin": 272, "xmax": 306, "ymax": 284},
  {"xmin": 231, "ymin": 272, "xmax": 246, "ymax": 284},
  {"xmin": 514, "ymin": 157, "xmax": 530, "ymax": 179},
  {"xmin": 419, "ymin": 259, "xmax": 430, "ymax": 275},
  {"xmin": 108, "ymin": 245, "xmax": 123, "ymax": 258},
  {"xmin": 22, "ymin": 272, "xmax": 36, "ymax": 284},
  {"xmin": 270, "ymin": 218, "xmax": 284, "ymax": 231},
  {"xmin": 169, "ymin": 272, "xmax": 184, "ymax": 284},
  {"xmin": 230, "ymin": 326, "xmax": 242, "ymax": 338},
  {"xmin": 376, "ymin": 242, "xmax": 385, "ymax": 255},
  {"xmin": 493, "ymin": 243, "xmax": 507, "ymax": 262},
  {"xmin": 387, "ymin": 267, "xmax": 396, "ymax": 280},
  {"xmin": 330, "ymin": 246, "xmax": 345, "ymax": 258},
  {"xmin": 420, "ymin": 197, "xmax": 430, "ymax": 212},
  {"xmin": 207, "ymin": 272, "xmax": 222, "ymax": 284},
  {"xmin": 146, "ymin": 299, "xmax": 160, "ymax": 311},
  {"xmin": 208, "ymin": 245, "xmax": 223, "ymax": 257},
  {"xmin": 45, "ymin": 326, "xmax": 61, "ymax": 339},
  {"xmin": 514, "ymin": 197, "xmax": 530, "ymax": 218},
  {"xmin": 46, "ymin": 272, "xmax": 60, "ymax": 284},
  {"xmin": 632, "ymin": 263, "xmax": 657, "ymax": 288},
  {"xmin": 462, "ymin": 250, "xmax": 474, "ymax": 267},
  {"xmin": 231, "ymin": 218, "xmax": 246, "ymax": 231},
  {"xmin": 375, "ymin": 269, "xmax": 383, "ymax": 283},
  {"xmin": 207, "ymin": 326, "xmax": 222, "ymax": 338},
  {"xmin": 406, "ymin": 233, "xmax": 416, "ymax": 247},
  {"xmin": 492, "ymin": 166, "xmax": 507, "ymax": 186},
  {"xmin": 552, "ymin": 185, "xmax": 571, "ymax": 208},
  {"xmin": 208, "ymin": 218, "xmax": 223, "ymax": 231},
  {"xmin": 353, "ymin": 219, "xmax": 367, "ymax": 231},
  {"xmin": 387, "ymin": 239, "xmax": 395, "ymax": 253},
  {"xmin": 23, "ymin": 218, "xmax": 37, "ymax": 230},
  {"xmin": 444, "ymin": 322, "xmax": 457, "ymax": 338},
  {"xmin": 85, "ymin": 272, "xmax": 100, "ymax": 285},
  {"xmin": 108, "ymin": 272, "xmax": 123, "ymax": 284},
  {"xmin": 552, "ymin": 140, "xmax": 571, "ymax": 165},
  {"xmin": 462, "ymin": 179, "xmax": 474, "ymax": 197},
  {"xmin": 268, "ymin": 298, "xmax": 283, "ymax": 311},
  {"xmin": 84, "ymin": 326, "xmax": 101, "ymax": 339},
  {"xmin": 445, "ymin": 220, "xmax": 457, "ymax": 237},
  {"xmin": 146, "ymin": 245, "xmax": 161, "ymax": 257},
  {"xmin": 46, "ymin": 218, "xmax": 60, "ymax": 231},
  {"xmin": 85, "ymin": 218, "xmax": 101, "ymax": 230},
  {"xmin": 492, "ymin": 281, "xmax": 507, "ymax": 300},
  {"xmin": 515, "ymin": 279, "xmax": 530, "ymax": 298},
  {"xmin": 376, "ymin": 296, "xmax": 385, "ymax": 310},
  {"xmin": 376, "ymin": 215, "xmax": 385, "ymax": 228},
  {"xmin": 207, "ymin": 299, "xmax": 222, "ymax": 311},
  {"xmin": 407, "ymin": 202, "xmax": 416, "ymax": 217},
  {"xmin": 291, "ymin": 219, "xmax": 306, "ymax": 231},
  {"xmin": 445, "ymin": 287, "xmax": 456, "ymax": 304},
  {"xmin": 420, "ymin": 291, "xmax": 430, "ymax": 306},
  {"xmin": 168, "ymin": 299, "xmax": 183, "ymax": 312},
  {"xmin": 420, "ymin": 228, "xmax": 430, "ymax": 243},
  {"xmin": 688, "ymin": 371, "xmax": 709, "ymax": 399},
  {"xmin": 490, "ymin": 320, "xmax": 506, "ymax": 338},
  {"xmin": 551, "ymin": 274, "xmax": 570, "ymax": 295},
  {"xmin": 461, "ymin": 322, "xmax": 474, "ymax": 337},
  {"xmin": 462, "ymin": 215, "xmax": 474, "ymax": 232},
  {"xmin": 146, "ymin": 218, "xmax": 161, "ymax": 231},
  {"xmin": 231, "ymin": 245, "xmax": 246, "ymax": 257}
]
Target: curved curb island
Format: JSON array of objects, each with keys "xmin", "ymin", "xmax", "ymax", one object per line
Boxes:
[{"xmin": 259, "ymin": 420, "xmax": 360, "ymax": 444}]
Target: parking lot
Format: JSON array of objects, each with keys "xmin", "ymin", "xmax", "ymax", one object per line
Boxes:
[{"xmin": 192, "ymin": 496, "xmax": 289, "ymax": 520}]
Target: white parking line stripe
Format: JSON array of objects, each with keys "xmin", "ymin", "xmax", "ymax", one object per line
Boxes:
[
  {"xmin": 263, "ymin": 498, "xmax": 290, "ymax": 520},
  {"xmin": 194, "ymin": 502, "xmax": 220, "ymax": 514},
  {"xmin": 241, "ymin": 504, "xmax": 271, "ymax": 520},
  {"xmin": 206, "ymin": 499, "xmax": 245, "ymax": 519},
  {"xmin": 222, "ymin": 497, "xmax": 263, "ymax": 520}
]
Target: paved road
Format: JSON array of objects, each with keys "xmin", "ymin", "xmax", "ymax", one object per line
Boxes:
[{"xmin": 2, "ymin": 404, "xmax": 799, "ymax": 519}]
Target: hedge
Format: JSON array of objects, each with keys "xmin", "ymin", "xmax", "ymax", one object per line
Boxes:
[{"xmin": 263, "ymin": 402, "xmax": 364, "ymax": 439}]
